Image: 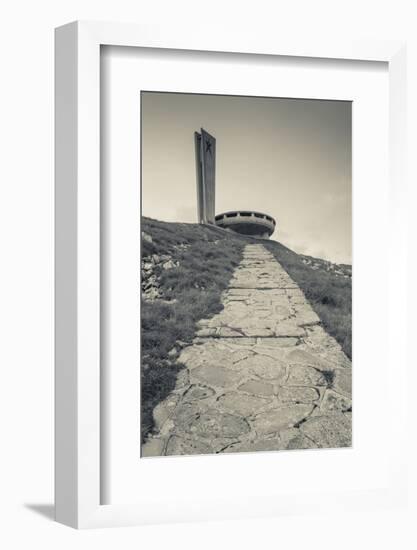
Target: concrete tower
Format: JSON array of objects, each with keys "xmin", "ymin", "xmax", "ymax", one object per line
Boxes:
[{"xmin": 194, "ymin": 128, "xmax": 216, "ymax": 224}]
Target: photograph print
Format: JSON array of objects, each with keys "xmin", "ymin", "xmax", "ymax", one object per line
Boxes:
[{"xmin": 140, "ymin": 91, "xmax": 352, "ymax": 458}]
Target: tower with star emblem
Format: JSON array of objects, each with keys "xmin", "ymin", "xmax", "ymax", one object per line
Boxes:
[{"xmin": 195, "ymin": 128, "xmax": 216, "ymax": 224}]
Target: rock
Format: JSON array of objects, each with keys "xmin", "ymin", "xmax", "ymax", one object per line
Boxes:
[
  {"xmin": 152, "ymin": 254, "xmax": 160, "ymax": 264},
  {"xmin": 238, "ymin": 379, "xmax": 275, "ymax": 396},
  {"xmin": 207, "ymin": 437, "xmax": 242, "ymax": 453},
  {"xmin": 285, "ymin": 365, "xmax": 327, "ymax": 387},
  {"xmin": 278, "ymin": 427, "xmax": 318, "ymax": 450},
  {"xmin": 217, "ymin": 392, "xmax": 272, "ymax": 416},
  {"xmin": 167, "ymin": 347, "xmax": 177, "ymax": 358},
  {"xmin": 285, "ymin": 348, "xmax": 333, "ymax": 369},
  {"xmin": 171, "ymin": 402, "xmax": 205, "ymax": 424},
  {"xmin": 162, "ymin": 259, "xmax": 176, "ymax": 270},
  {"xmin": 273, "ymin": 304, "xmax": 293, "ymax": 319},
  {"xmin": 227, "ymin": 289, "xmax": 252, "ymax": 297},
  {"xmin": 230, "ymin": 348, "xmax": 253, "ymax": 364},
  {"xmin": 196, "ymin": 328, "xmax": 217, "ymax": 337},
  {"xmin": 175, "ymin": 340, "xmax": 188, "ymax": 348},
  {"xmin": 256, "ymin": 337, "xmax": 299, "ymax": 348},
  {"xmin": 273, "ymin": 322, "xmax": 306, "ymax": 337},
  {"xmin": 278, "ymin": 386, "xmax": 320, "ymax": 403},
  {"xmin": 333, "ymin": 369, "xmax": 352, "ymax": 398},
  {"xmin": 294, "ymin": 309, "xmax": 321, "ymax": 326},
  {"xmin": 191, "ymin": 365, "xmax": 244, "ymax": 388},
  {"xmin": 241, "ymin": 326, "xmax": 274, "ymax": 337},
  {"xmin": 251, "ymin": 346, "xmax": 287, "ymax": 362},
  {"xmin": 178, "ymin": 342, "xmax": 233, "ymax": 369},
  {"xmin": 237, "ymin": 354, "xmax": 287, "ymax": 381},
  {"xmin": 250, "ymin": 404, "xmax": 314, "ymax": 435},
  {"xmin": 142, "ymin": 438, "xmax": 165, "ymax": 457},
  {"xmin": 216, "ymin": 327, "xmax": 243, "ymax": 337},
  {"xmin": 182, "ymin": 384, "xmax": 215, "ymax": 403},
  {"xmin": 174, "ymin": 369, "xmax": 189, "ymax": 390},
  {"xmin": 225, "ymin": 437, "xmax": 285, "ymax": 453},
  {"xmin": 152, "ymin": 402, "xmax": 171, "ymax": 430},
  {"xmin": 183, "ymin": 409, "xmax": 251, "ymax": 439},
  {"xmin": 299, "ymin": 413, "xmax": 352, "ymax": 448},
  {"xmin": 142, "ymin": 231, "xmax": 152, "ymax": 243},
  {"xmin": 220, "ymin": 337, "xmax": 257, "ymax": 347},
  {"xmin": 152, "ymin": 395, "xmax": 179, "ymax": 430},
  {"xmin": 143, "ymin": 287, "xmax": 160, "ymax": 301},
  {"xmin": 165, "ymin": 435, "xmax": 211, "ymax": 456},
  {"xmin": 320, "ymin": 389, "xmax": 352, "ymax": 413},
  {"xmin": 143, "ymin": 281, "xmax": 156, "ymax": 292}
]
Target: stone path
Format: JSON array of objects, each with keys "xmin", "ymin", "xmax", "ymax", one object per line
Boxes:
[{"xmin": 142, "ymin": 244, "xmax": 352, "ymax": 457}]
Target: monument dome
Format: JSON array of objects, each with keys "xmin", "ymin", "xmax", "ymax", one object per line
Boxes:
[{"xmin": 214, "ymin": 211, "xmax": 276, "ymax": 239}]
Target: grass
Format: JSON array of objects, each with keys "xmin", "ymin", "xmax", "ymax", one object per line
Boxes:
[
  {"xmin": 141, "ymin": 217, "xmax": 352, "ymax": 441},
  {"xmin": 263, "ymin": 240, "xmax": 352, "ymax": 359},
  {"xmin": 141, "ymin": 217, "xmax": 245, "ymax": 441}
]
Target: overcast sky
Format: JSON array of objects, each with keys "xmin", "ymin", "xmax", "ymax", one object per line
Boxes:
[{"xmin": 141, "ymin": 92, "xmax": 351, "ymax": 264}]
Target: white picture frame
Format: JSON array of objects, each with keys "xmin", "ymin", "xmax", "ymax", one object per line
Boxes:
[{"xmin": 55, "ymin": 21, "xmax": 407, "ymax": 529}]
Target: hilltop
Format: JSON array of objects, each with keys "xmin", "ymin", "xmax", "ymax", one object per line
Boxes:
[{"xmin": 141, "ymin": 216, "xmax": 352, "ymax": 441}]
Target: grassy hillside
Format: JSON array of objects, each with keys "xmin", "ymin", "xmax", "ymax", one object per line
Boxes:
[{"xmin": 141, "ymin": 217, "xmax": 352, "ymax": 442}]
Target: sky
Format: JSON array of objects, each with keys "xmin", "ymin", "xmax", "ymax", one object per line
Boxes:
[{"xmin": 141, "ymin": 92, "xmax": 352, "ymax": 264}]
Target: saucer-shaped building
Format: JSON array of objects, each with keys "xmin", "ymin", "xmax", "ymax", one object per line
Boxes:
[{"xmin": 214, "ymin": 210, "xmax": 276, "ymax": 239}]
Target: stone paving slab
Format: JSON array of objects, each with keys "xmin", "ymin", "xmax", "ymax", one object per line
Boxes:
[{"xmin": 142, "ymin": 244, "xmax": 352, "ymax": 457}]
